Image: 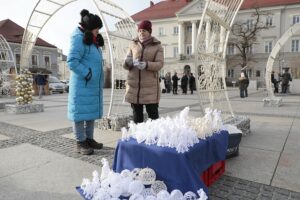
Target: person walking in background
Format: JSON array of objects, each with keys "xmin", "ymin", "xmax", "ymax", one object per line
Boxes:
[
  {"xmin": 281, "ymin": 68, "xmax": 292, "ymax": 93},
  {"xmin": 243, "ymin": 71, "xmax": 249, "ymax": 97},
  {"xmin": 238, "ymin": 72, "xmax": 248, "ymax": 98},
  {"xmin": 35, "ymin": 72, "xmax": 47, "ymax": 99},
  {"xmin": 123, "ymin": 20, "xmax": 164, "ymax": 124},
  {"xmin": 164, "ymin": 72, "xmax": 172, "ymax": 93},
  {"xmin": 172, "ymin": 72, "xmax": 180, "ymax": 94},
  {"xmin": 181, "ymin": 73, "xmax": 188, "ymax": 94},
  {"xmin": 67, "ymin": 9, "xmax": 105, "ymax": 155},
  {"xmin": 189, "ymin": 73, "xmax": 196, "ymax": 94},
  {"xmin": 271, "ymin": 71, "xmax": 280, "ymax": 93}
]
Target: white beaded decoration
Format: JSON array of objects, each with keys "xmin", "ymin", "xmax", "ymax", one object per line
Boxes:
[{"xmin": 138, "ymin": 168, "xmax": 156, "ymax": 185}]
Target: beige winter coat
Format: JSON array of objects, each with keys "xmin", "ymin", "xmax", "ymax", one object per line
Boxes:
[{"xmin": 123, "ymin": 37, "xmax": 164, "ymax": 104}]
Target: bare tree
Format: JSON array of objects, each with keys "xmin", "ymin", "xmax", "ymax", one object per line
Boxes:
[{"xmin": 230, "ymin": 8, "xmax": 270, "ymax": 68}]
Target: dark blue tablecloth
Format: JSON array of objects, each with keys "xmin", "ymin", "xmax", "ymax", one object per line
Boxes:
[{"xmin": 112, "ymin": 130, "xmax": 229, "ymax": 196}]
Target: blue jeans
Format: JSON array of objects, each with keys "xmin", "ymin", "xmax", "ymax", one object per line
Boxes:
[{"xmin": 72, "ymin": 120, "xmax": 94, "ymax": 142}]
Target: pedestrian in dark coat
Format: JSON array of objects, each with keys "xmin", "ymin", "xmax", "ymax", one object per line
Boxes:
[
  {"xmin": 172, "ymin": 72, "xmax": 180, "ymax": 94},
  {"xmin": 181, "ymin": 74, "xmax": 188, "ymax": 94},
  {"xmin": 35, "ymin": 72, "xmax": 47, "ymax": 99},
  {"xmin": 238, "ymin": 72, "xmax": 248, "ymax": 98},
  {"xmin": 281, "ymin": 69, "xmax": 292, "ymax": 93},
  {"xmin": 189, "ymin": 73, "xmax": 196, "ymax": 94}
]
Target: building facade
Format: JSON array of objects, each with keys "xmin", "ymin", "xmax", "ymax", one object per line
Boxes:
[
  {"xmin": 0, "ymin": 19, "xmax": 61, "ymax": 77},
  {"xmin": 103, "ymin": 0, "xmax": 300, "ymax": 87}
]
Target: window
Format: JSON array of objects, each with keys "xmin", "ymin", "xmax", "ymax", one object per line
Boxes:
[
  {"xmin": 246, "ymin": 44, "xmax": 253, "ymax": 54},
  {"xmin": 32, "ymin": 55, "xmax": 38, "ymax": 67},
  {"xmin": 173, "ymin": 46, "xmax": 179, "ymax": 57},
  {"xmin": 266, "ymin": 16, "xmax": 273, "ymax": 26},
  {"xmin": 15, "ymin": 54, "xmax": 20, "ymax": 65},
  {"xmin": 256, "ymin": 70, "xmax": 261, "ymax": 77},
  {"xmin": 247, "ymin": 19, "xmax": 254, "ymax": 30},
  {"xmin": 186, "ymin": 25, "xmax": 192, "ymax": 33},
  {"xmin": 292, "ymin": 40, "xmax": 299, "ymax": 52},
  {"xmin": 247, "ymin": 69, "xmax": 252, "ymax": 78},
  {"xmin": 163, "ymin": 46, "xmax": 166, "ymax": 57},
  {"xmin": 44, "ymin": 55, "xmax": 50, "ymax": 67},
  {"xmin": 102, "ymin": 59, "xmax": 106, "ymax": 66},
  {"xmin": 173, "ymin": 26, "xmax": 179, "ymax": 35},
  {"xmin": 293, "ymin": 15, "xmax": 300, "ymax": 25},
  {"xmin": 227, "ymin": 69, "xmax": 234, "ymax": 78},
  {"xmin": 227, "ymin": 44, "xmax": 235, "ymax": 55},
  {"xmin": 265, "ymin": 41, "xmax": 272, "ymax": 53},
  {"xmin": 186, "ymin": 44, "xmax": 192, "ymax": 55},
  {"xmin": 158, "ymin": 27, "xmax": 165, "ymax": 36}
]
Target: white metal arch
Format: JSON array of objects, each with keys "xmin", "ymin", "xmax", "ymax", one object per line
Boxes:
[
  {"xmin": 265, "ymin": 23, "xmax": 300, "ymax": 98},
  {"xmin": 0, "ymin": 34, "xmax": 17, "ymax": 96},
  {"xmin": 195, "ymin": 0, "xmax": 244, "ymax": 120},
  {"xmin": 20, "ymin": 0, "xmax": 137, "ymax": 117}
]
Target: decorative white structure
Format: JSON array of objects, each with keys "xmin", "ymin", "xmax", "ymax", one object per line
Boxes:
[
  {"xmin": 0, "ymin": 34, "xmax": 17, "ymax": 96},
  {"xmin": 20, "ymin": 0, "xmax": 136, "ymax": 118},
  {"xmin": 195, "ymin": 0, "xmax": 244, "ymax": 121},
  {"xmin": 264, "ymin": 22, "xmax": 300, "ymax": 107}
]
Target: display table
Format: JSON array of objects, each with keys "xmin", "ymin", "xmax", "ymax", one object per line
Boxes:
[{"xmin": 113, "ymin": 130, "xmax": 228, "ymax": 196}]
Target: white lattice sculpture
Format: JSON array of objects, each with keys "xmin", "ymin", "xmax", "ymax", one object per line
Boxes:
[
  {"xmin": 80, "ymin": 158, "xmax": 208, "ymax": 200},
  {"xmin": 0, "ymin": 34, "xmax": 17, "ymax": 96},
  {"xmin": 195, "ymin": 0, "xmax": 245, "ymax": 120},
  {"xmin": 20, "ymin": 0, "xmax": 136, "ymax": 118},
  {"xmin": 264, "ymin": 22, "xmax": 300, "ymax": 106}
]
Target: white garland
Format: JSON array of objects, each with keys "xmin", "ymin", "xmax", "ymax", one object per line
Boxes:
[
  {"xmin": 80, "ymin": 158, "xmax": 208, "ymax": 200},
  {"xmin": 121, "ymin": 107, "xmax": 224, "ymax": 153}
]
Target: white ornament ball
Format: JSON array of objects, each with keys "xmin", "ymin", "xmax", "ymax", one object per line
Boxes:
[
  {"xmin": 157, "ymin": 190, "xmax": 170, "ymax": 200},
  {"xmin": 138, "ymin": 168, "xmax": 156, "ymax": 185},
  {"xmin": 128, "ymin": 180, "xmax": 145, "ymax": 195},
  {"xmin": 183, "ymin": 191, "xmax": 197, "ymax": 200},
  {"xmin": 151, "ymin": 181, "xmax": 167, "ymax": 194},
  {"xmin": 170, "ymin": 189, "xmax": 184, "ymax": 200}
]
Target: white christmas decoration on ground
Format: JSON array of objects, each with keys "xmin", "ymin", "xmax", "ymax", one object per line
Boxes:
[
  {"xmin": 121, "ymin": 107, "xmax": 224, "ymax": 153},
  {"xmin": 80, "ymin": 158, "xmax": 208, "ymax": 200},
  {"xmin": 15, "ymin": 69, "xmax": 34, "ymax": 105}
]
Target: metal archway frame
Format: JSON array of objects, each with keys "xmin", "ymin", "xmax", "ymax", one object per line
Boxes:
[
  {"xmin": 0, "ymin": 34, "xmax": 17, "ymax": 95},
  {"xmin": 20, "ymin": 0, "xmax": 137, "ymax": 117},
  {"xmin": 195, "ymin": 0, "xmax": 244, "ymax": 120},
  {"xmin": 265, "ymin": 23, "xmax": 300, "ymax": 98}
]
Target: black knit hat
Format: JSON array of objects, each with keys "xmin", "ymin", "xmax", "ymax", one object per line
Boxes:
[{"xmin": 80, "ymin": 9, "xmax": 103, "ymax": 31}]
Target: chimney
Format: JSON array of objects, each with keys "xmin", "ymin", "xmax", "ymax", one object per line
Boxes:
[{"xmin": 150, "ymin": 1, "xmax": 154, "ymax": 7}]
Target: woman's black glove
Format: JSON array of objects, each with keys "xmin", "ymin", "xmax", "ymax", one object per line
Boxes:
[{"xmin": 85, "ymin": 68, "xmax": 92, "ymax": 86}]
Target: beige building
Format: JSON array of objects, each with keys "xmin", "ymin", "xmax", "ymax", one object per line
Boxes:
[{"xmin": 103, "ymin": 0, "xmax": 300, "ymax": 87}]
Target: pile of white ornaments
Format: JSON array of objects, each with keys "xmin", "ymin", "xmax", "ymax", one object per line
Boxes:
[
  {"xmin": 121, "ymin": 107, "xmax": 224, "ymax": 153},
  {"xmin": 81, "ymin": 158, "xmax": 208, "ymax": 200}
]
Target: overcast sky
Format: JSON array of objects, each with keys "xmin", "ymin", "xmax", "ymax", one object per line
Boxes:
[{"xmin": 0, "ymin": 0, "xmax": 160, "ymax": 54}]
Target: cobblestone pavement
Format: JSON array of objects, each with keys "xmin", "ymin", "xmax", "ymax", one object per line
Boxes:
[{"xmin": 0, "ymin": 121, "xmax": 300, "ymax": 200}]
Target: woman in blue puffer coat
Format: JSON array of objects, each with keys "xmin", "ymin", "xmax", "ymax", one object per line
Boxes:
[{"xmin": 67, "ymin": 9, "xmax": 104, "ymax": 155}]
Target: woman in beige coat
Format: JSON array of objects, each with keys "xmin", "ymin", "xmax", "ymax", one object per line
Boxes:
[{"xmin": 123, "ymin": 20, "xmax": 164, "ymax": 123}]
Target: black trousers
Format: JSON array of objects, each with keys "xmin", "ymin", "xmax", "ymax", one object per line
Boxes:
[
  {"xmin": 173, "ymin": 85, "xmax": 178, "ymax": 94},
  {"xmin": 131, "ymin": 103, "xmax": 159, "ymax": 123}
]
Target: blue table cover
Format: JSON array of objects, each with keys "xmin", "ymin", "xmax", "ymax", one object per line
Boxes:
[{"xmin": 112, "ymin": 130, "xmax": 229, "ymax": 196}]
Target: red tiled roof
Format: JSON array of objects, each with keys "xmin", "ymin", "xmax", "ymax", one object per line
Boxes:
[
  {"xmin": 0, "ymin": 19, "xmax": 56, "ymax": 48},
  {"xmin": 132, "ymin": 0, "xmax": 192, "ymax": 21},
  {"xmin": 131, "ymin": 0, "xmax": 300, "ymax": 21},
  {"xmin": 241, "ymin": 0, "xmax": 300, "ymax": 10}
]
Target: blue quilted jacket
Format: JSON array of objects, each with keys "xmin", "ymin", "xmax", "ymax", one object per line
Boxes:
[{"xmin": 67, "ymin": 28, "xmax": 103, "ymax": 122}]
